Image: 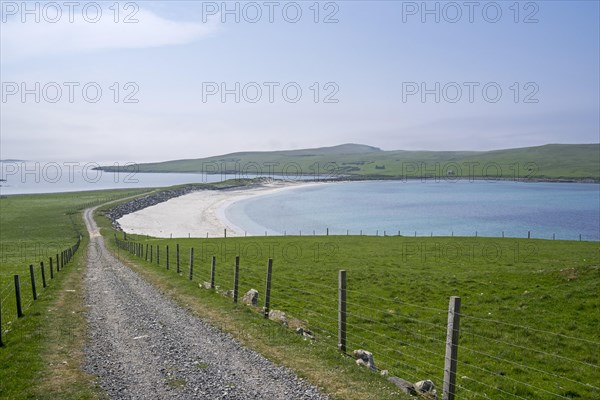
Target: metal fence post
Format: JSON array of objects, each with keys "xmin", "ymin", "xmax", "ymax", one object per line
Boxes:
[
  {"xmin": 29, "ymin": 264, "xmax": 37, "ymax": 301},
  {"xmin": 14, "ymin": 275, "xmax": 23, "ymax": 317},
  {"xmin": 166, "ymin": 245, "xmax": 169, "ymax": 270},
  {"xmin": 40, "ymin": 262, "xmax": 47, "ymax": 288}
]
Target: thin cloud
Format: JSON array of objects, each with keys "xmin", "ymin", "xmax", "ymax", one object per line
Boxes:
[{"xmin": 1, "ymin": 9, "xmax": 220, "ymax": 62}]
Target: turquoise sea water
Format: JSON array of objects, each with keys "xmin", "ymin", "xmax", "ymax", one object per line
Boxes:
[{"xmin": 225, "ymin": 180, "xmax": 600, "ymax": 241}]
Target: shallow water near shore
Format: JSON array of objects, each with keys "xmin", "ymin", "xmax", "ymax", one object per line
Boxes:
[{"xmin": 224, "ymin": 180, "xmax": 600, "ymax": 241}]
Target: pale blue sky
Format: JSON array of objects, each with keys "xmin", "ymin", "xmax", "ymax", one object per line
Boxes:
[{"xmin": 1, "ymin": 1, "xmax": 598, "ymax": 162}]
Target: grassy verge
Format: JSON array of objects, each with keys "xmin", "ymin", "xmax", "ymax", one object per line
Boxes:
[
  {"xmin": 96, "ymin": 194, "xmax": 600, "ymax": 400},
  {"xmin": 0, "ymin": 237, "xmax": 103, "ymax": 399}
]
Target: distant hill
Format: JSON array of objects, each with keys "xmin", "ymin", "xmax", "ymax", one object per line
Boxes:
[{"xmin": 97, "ymin": 143, "xmax": 600, "ymax": 181}]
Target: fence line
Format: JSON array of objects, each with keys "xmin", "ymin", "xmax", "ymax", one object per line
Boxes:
[
  {"xmin": 162, "ymin": 228, "xmax": 597, "ymax": 242},
  {"xmin": 113, "ymin": 237, "xmax": 599, "ymax": 399},
  {"xmin": 0, "ymin": 237, "xmax": 82, "ymax": 347}
]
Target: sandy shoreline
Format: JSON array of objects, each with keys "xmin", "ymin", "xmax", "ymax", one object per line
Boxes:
[{"xmin": 116, "ymin": 181, "xmax": 324, "ymax": 238}]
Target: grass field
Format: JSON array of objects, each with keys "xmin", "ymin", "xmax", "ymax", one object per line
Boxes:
[
  {"xmin": 0, "ymin": 188, "xmax": 151, "ymax": 399},
  {"xmin": 100, "ymin": 220, "xmax": 600, "ymax": 399},
  {"xmin": 96, "ymin": 143, "xmax": 600, "ymax": 180},
  {"xmin": 1, "ymin": 186, "xmax": 598, "ymax": 399},
  {"xmin": 0, "ymin": 189, "xmax": 151, "ymax": 310}
]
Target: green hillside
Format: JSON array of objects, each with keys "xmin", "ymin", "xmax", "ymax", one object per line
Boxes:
[{"xmin": 97, "ymin": 143, "xmax": 600, "ymax": 181}]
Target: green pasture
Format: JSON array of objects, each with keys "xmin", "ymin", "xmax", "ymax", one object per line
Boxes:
[{"xmin": 104, "ymin": 228, "xmax": 599, "ymax": 399}]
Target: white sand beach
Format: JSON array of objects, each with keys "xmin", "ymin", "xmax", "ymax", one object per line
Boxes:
[{"xmin": 117, "ymin": 181, "xmax": 322, "ymax": 238}]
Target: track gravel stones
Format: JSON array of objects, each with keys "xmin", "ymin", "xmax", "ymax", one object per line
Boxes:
[{"xmin": 83, "ymin": 208, "xmax": 328, "ymax": 400}]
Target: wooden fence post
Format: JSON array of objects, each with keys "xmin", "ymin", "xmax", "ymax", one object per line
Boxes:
[
  {"xmin": 443, "ymin": 296, "xmax": 461, "ymax": 400},
  {"xmin": 189, "ymin": 248, "xmax": 194, "ymax": 280},
  {"xmin": 49, "ymin": 257, "xmax": 54, "ymax": 279},
  {"xmin": 56, "ymin": 253, "xmax": 59, "ymax": 272},
  {"xmin": 14, "ymin": 275, "xmax": 23, "ymax": 318},
  {"xmin": 233, "ymin": 256, "xmax": 240, "ymax": 303},
  {"xmin": 150, "ymin": 245, "xmax": 153, "ymax": 263},
  {"xmin": 338, "ymin": 270, "xmax": 347, "ymax": 353},
  {"xmin": 29, "ymin": 264, "xmax": 37, "ymax": 301},
  {"xmin": 210, "ymin": 256, "xmax": 216, "ymax": 289},
  {"xmin": 528, "ymin": 230, "xmax": 531, "ymax": 239},
  {"xmin": 176, "ymin": 244, "xmax": 180, "ymax": 273},
  {"xmin": 157, "ymin": 245, "xmax": 160, "ymax": 265},
  {"xmin": 145, "ymin": 244, "xmax": 148, "ymax": 261},
  {"xmin": 263, "ymin": 258, "xmax": 273, "ymax": 318},
  {"xmin": 40, "ymin": 262, "xmax": 47, "ymax": 288},
  {"xmin": 166, "ymin": 245, "xmax": 169, "ymax": 270}
]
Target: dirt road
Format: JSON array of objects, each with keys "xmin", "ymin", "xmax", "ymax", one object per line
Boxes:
[{"xmin": 82, "ymin": 208, "xmax": 327, "ymax": 399}]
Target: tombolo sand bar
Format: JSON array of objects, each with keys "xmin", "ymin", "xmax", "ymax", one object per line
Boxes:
[{"xmin": 116, "ymin": 181, "xmax": 323, "ymax": 238}]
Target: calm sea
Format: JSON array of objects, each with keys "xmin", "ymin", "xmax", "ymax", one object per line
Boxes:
[
  {"xmin": 0, "ymin": 161, "xmax": 314, "ymax": 195},
  {"xmin": 224, "ymin": 180, "xmax": 600, "ymax": 241}
]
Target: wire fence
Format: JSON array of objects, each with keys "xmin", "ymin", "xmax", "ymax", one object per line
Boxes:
[
  {"xmin": 0, "ymin": 237, "xmax": 82, "ymax": 347},
  {"xmin": 168, "ymin": 227, "xmax": 598, "ymax": 242},
  {"xmin": 114, "ymin": 237, "xmax": 600, "ymax": 399}
]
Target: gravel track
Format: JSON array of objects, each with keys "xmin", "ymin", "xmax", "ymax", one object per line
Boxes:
[{"xmin": 83, "ymin": 208, "xmax": 328, "ymax": 399}]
